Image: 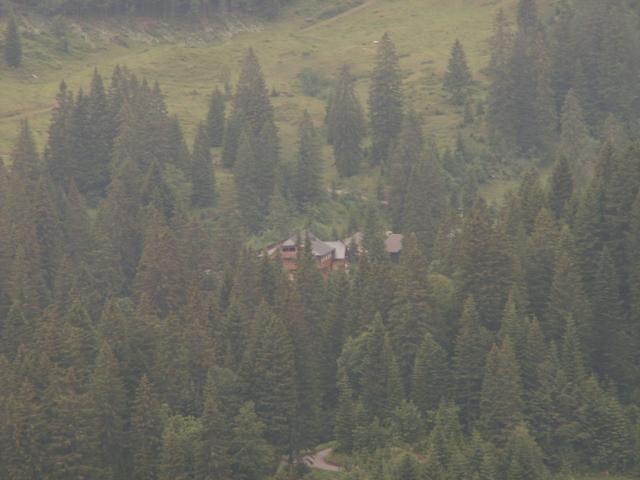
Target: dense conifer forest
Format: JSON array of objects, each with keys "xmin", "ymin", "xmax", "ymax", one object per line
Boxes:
[{"xmin": 2, "ymin": 0, "xmax": 640, "ymax": 479}]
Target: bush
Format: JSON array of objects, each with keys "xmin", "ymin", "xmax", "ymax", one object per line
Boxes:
[{"xmin": 296, "ymin": 68, "xmax": 331, "ymax": 98}]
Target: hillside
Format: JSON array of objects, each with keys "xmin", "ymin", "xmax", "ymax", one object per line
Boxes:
[{"xmin": 0, "ymin": 0, "xmax": 510, "ymax": 158}]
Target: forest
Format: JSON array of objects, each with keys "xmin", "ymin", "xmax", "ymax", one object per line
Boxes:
[{"xmin": 1, "ymin": 0, "xmax": 640, "ymax": 479}]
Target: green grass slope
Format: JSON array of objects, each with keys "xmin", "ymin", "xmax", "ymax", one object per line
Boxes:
[{"xmin": 0, "ymin": 0, "xmax": 514, "ymax": 157}]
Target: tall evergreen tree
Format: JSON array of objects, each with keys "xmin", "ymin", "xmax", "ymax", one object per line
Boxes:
[
  {"xmin": 443, "ymin": 39, "xmax": 473, "ymax": 105},
  {"xmin": 131, "ymin": 374, "xmax": 163, "ymax": 480},
  {"xmin": 479, "ymin": 338, "xmax": 524, "ymax": 446},
  {"xmin": 326, "ymin": 65, "xmax": 366, "ymax": 177},
  {"xmin": 224, "ymin": 49, "xmax": 275, "ymax": 166},
  {"xmin": 389, "ymin": 110, "xmax": 423, "ymax": 230},
  {"xmin": 206, "ymin": 88, "xmax": 226, "ymax": 147},
  {"xmin": 197, "ymin": 370, "xmax": 232, "ymax": 480},
  {"xmin": 368, "ymin": 32, "xmax": 403, "ymax": 165},
  {"xmin": 548, "ymin": 155, "xmax": 573, "ymax": 219},
  {"xmin": 90, "ymin": 341, "xmax": 128, "ymax": 478},
  {"xmin": 239, "ymin": 306, "xmax": 297, "ymax": 453},
  {"xmin": 234, "ymin": 130, "xmax": 262, "ymax": 232},
  {"xmin": 191, "ymin": 123, "xmax": 216, "ymax": 208},
  {"xmin": 453, "ymin": 297, "xmax": 491, "ymax": 429},
  {"xmin": 411, "ymin": 332, "xmax": 449, "ymax": 415},
  {"xmin": 230, "ymin": 401, "xmax": 275, "ymax": 480},
  {"xmin": 4, "ymin": 11, "xmax": 22, "ymax": 68},
  {"xmin": 292, "ymin": 111, "xmax": 323, "ymax": 208}
]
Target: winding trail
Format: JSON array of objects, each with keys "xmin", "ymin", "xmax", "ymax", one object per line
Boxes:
[{"xmin": 303, "ymin": 448, "xmax": 342, "ymax": 472}]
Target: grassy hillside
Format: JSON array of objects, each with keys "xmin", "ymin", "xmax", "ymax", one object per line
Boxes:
[{"xmin": 0, "ymin": 0, "xmax": 514, "ymax": 158}]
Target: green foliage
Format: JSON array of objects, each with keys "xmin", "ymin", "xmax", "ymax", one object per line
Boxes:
[
  {"xmin": 292, "ymin": 111, "xmax": 323, "ymax": 209},
  {"xmin": 191, "ymin": 123, "xmax": 216, "ymax": 208},
  {"xmin": 443, "ymin": 39, "xmax": 473, "ymax": 105},
  {"xmin": 327, "ymin": 65, "xmax": 366, "ymax": 177},
  {"xmin": 206, "ymin": 88, "xmax": 226, "ymax": 147},
  {"xmin": 230, "ymin": 401, "xmax": 275, "ymax": 480},
  {"xmin": 368, "ymin": 32, "xmax": 403, "ymax": 166},
  {"xmin": 4, "ymin": 12, "xmax": 21, "ymax": 68}
]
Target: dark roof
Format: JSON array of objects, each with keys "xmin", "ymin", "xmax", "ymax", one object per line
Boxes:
[{"xmin": 284, "ymin": 232, "xmax": 334, "ymax": 257}]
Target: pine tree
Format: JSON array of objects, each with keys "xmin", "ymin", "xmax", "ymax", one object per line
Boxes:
[
  {"xmin": 524, "ymin": 208, "xmax": 559, "ymax": 320},
  {"xmin": 457, "ymin": 197, "xmax": 512, "ymax": 329},
  {"xmin": 134, "ymin": 209, "xmax": 186, "ymax": 318},
  {"xmin": 230, "ymin": 401, "xmax": 275, "ymax": 480},
  {"xmin": 389, "ymin": 110, "xmax": 424, "ymax": 230},
  {"xmin": 4, "ymin": 11, "xmax": 22, "ymax": 68},
  {"xmin": 207, "ymin": 88, "xmax": 226, "ymax": 147},
  {"xmin": 517, "ymin": 0, "xmax": 538, "ymax": 35},
  {"xmin": 292, "ymin": 111, "xmax": 323, "ymax": 208},
  {"xmin": 368, "ymin": 32, "xmax": 403, "ymax": 165},
  {"xmin": 326, "ymin": 65, "xmax": 366, "ymax": 177},
  {"xmin": 534, "ymin": 39, "xmax": 558, "ymax": 157},
  {"xmin": 239, "ymin": 306, "xmax": 297, "ymax": 453},
  {"xmin": 224, "ymin": 49, "xmax": 275, "ymax": 165},
  {"xmin": 197, "ymin": 370, "xmax": 232, "ymax": 480},
  {"xmin": 560, "ymin": 89, "xmax": 592, "ymax": 187},
  {"xmin": 503, "ymin": 425, "xmax": 549, "ymax": 480},
  {"xmin": 545, "ymin": 249, "xmax": 592, "ymax": 352},
  {"xmin": 45, "ymin": 82, "xmax": 74, "ymax": 188},
  {"xmin": 90, "ymin": 341, "xmax": 128, "ymax": 478},
  {"xmin": 548, "ymin": 155, "xmax": 573, "ymax": 219},
  {"xmin": 591, "ymin": 247, "xmax": 630, "ymax": 386},
  {"xmin": 401, "ymin": 152, "xmax": 448, "ymax": 258},
  {"xmin": 86, "ymin": 69, "xmax": 113, "ymax": 195},
  {"xmin": 131, "ymin": 374, "xmax": 163, "ymax": 480},
  {"xmin": 234, "ymin": 130, "xmax": 262, "ymax": 232},
  {"xmin": 411, "ymin": 332, "xmax": 449, "ymax": 415},
  {"xmin": 158, "ymin": 415, "xmax": 201, "ymax": 480},
  {"xmin": 453, "ymin": 297, "xmax": 491, "ymax": 429},
  {"xmin": 191, "ymin": 123, "xmax": 216, "ymax": 208},
  {"xmin": 479, "ymin": 338, "xmax": 524, "ymax": 446},
  {"xmin": 443, "ymin": 39, "xmax": 473, "ymax": 105},
  {"xmin": 388, "ymin": 233, "xmax": 432, "ymax": 390},
  {"xmin": 334, "ymin": 378, "xmax": 355, "ymax": 453}
]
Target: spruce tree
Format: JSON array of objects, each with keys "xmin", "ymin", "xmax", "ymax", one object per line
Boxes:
[
  {"xmin": 191, "ymin": 123, "xmax": 216, "ymax": 208},
  {"xmin": 230, "ymin": 401, "xmax": 275, "ymax": 480},
  {"xmin": 326, "ymin": 65, "xmax": 366, "ymax": 177},
  {"xmin": 548, "ymin": 155, "xmax": 573, "ymax": 219},
  {"xmin": 443, "ymin": 39, "xmax": 473, "ymax": 105},
  {"xmin": 206, "ymin": 88, "xmax": 226, "ymax": 147},
  {"xmin": 389, "ymin": 110, "xmax": 424, "ymax": 230},
  {"xmin": 334, "ymin": 378, "xmax": 355, "ymax": 453},
  {"xmin": 239, "ymin": 306, "xmax": 297, "ymax": 453},
  {"xmin": 224, "ymin": 49, "xmax": 275, "ymax": 165},
  {"xmin": 560, "ymin": 89, "xmax": 592, "ymax": 186},
  {"xmin": 453, "ymin": 297, "xmax": 491, "ymax": 429},
  {"xmin": 388, "ymin": 233, "xmax": 432, "ymax": 390},
  {"xmin": 90, "ymin": 341, "xmax": 128, "ymax": 478},
  {"xmin": 401, "ymin": 152, "xmax": 448, "ymax": 258},
  {"xmin": 591, "ymin": 247, "xmax": 630, "ymax": 386},
  {"xmin": 479, "ymin": 338, "xmax": 524, "ymax": 446},
  {"xmin": 4, "ymin": 11, "xmax": 22, "ymax": 68},
  {"xmin": 234, "ymin": 130, "xmax": 262, "ymax": 232},
  {"xmin": 457, "ymin": 197, "xmax": 512, "ymax": 329},
  {"xmin": 368, "ymin": 32, "xmax": 403, "ymax": 165},
  {"xmin": 197, "ymin": 370, "xmax": 232, "ymax": 480},
  {"xmin": 292, "ymin": 111, "xmax": 323, "ymax": 208},
  {"xmin": 411, "ymin": 332, "xmax": 449, "ymax": 415},
  {"xmin": 131, "ymin": 374, "xmax": 163, "ymax": 480}
]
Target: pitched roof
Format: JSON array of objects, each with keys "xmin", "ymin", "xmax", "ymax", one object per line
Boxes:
[{"xmin": 384, "ymin": 233, "xmax": 404, "ymax": 254}]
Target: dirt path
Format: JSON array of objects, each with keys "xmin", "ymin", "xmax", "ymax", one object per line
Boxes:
[
  {"xmin": 301, "ymin": 0, "xmax": 375, "ymax": 31},
  {"xmin": 303, "ymin": 448, "xmax": 342, "ymax": 472}
]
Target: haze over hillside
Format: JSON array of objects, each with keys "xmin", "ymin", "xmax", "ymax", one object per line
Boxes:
[{"xmin": 0, "ymin": 1, "xmax": 639, "ymax": 480}]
